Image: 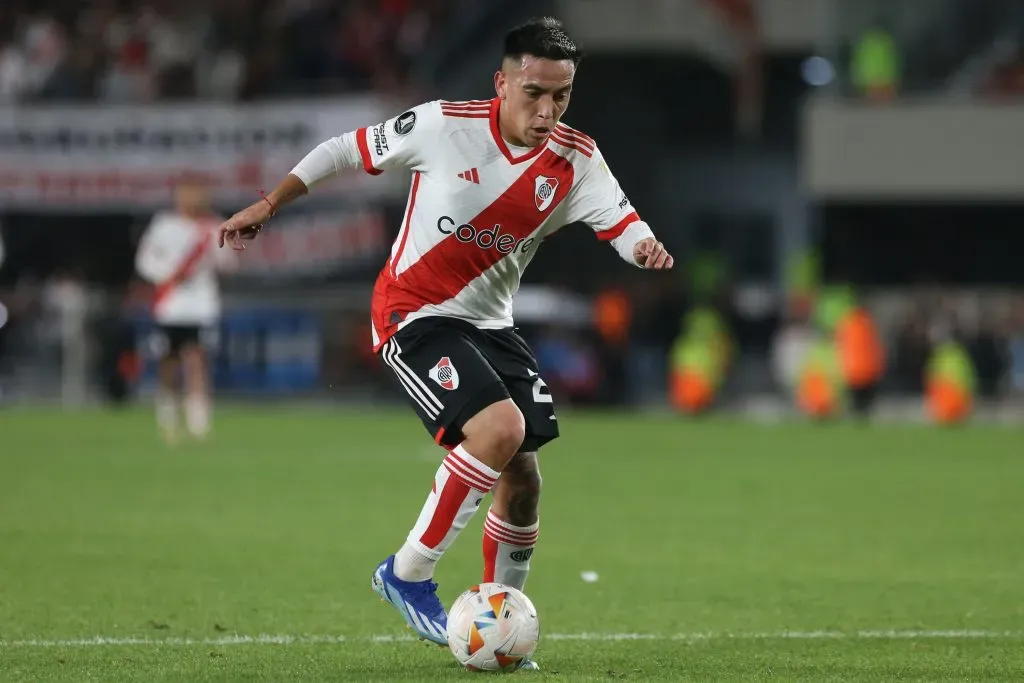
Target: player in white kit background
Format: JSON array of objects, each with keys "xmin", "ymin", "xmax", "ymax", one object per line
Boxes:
[
  {"xmin": 135, "ymin": 178, "xmax": 237, "ymax": 444},
  {"xmin": 217, "ymin": 18, "xmax": 673, "ymax": 665}
]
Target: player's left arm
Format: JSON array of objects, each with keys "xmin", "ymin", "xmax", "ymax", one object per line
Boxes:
[{"xmin": 568, "ymin": 148, "xmax": 674, "ymax": 270}]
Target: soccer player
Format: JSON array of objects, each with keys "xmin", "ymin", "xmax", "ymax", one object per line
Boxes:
[
  {"xmin": 135, "ymin": 177, "xmax": 237, "ymax": 443},
  {"xmin": 217, "ymin": 17, "xmax": 673, "ymax": 665}
]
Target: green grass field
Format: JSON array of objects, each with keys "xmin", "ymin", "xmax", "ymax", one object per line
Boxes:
[{"xmin": 1, "ymin": 406, "xmax": 1023, "ymax": 681}]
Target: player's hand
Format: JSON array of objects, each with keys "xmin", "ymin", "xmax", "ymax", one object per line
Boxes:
[
  {"xmin": 633, "ymin": 237, "xmax": 674, "ymax": 270},
  {"xmin": 217, "ymin": 201, "xmax": 271, "ymax": 251}
]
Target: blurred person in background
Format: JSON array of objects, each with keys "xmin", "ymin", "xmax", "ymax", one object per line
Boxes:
[
  {"xmin": 850, "ymin": 18, "xmax": 900, "ymax": 101},
  {"xmin": 925, "ymin": 325, "xmax": 977, "ymax": 425},
  {"xmin": 968, "ymin": 308, "xmax": 1009, "ymax": 399},
  {"xmin": 39, "ymin": 268, "xmax": 90, "ymax": 405},
  {"xmin": 814, "ymin": 284, "xmax": 884, "ymax": 419},
  {"xmin": 134, "ymin": 177, "xmax": 237, "ymax": 444},
  {"xmin": 796, "ymin": 330, "xmax": 844, "ymax": 420},
  {"xmin": 835, "ymin": 293, "xmax": 885, "ymax": 420},
  {"xmin": 591, "ymin": 284, "xmax": 631, "ymax": 405},
  {"xmin": 770, "ymin": 294, "xmax": 816, "ymax": 400},
  {"xmin": 668, "ymin": 303, "xmax": 733, "ymax": 415}
]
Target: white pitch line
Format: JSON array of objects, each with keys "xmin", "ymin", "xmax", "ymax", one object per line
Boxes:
[{"xmin": 2, "ymin": 630, "xmax": 1023, "ymax": 648}]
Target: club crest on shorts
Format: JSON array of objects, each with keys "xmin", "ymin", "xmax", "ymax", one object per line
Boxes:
[
  {"xmin": 534, "ymin": 176, "xmax": 558, "ymax": 212},
  {"xmin": 428, "ymin": 356, "xmax": 460, "ymax": 390}
]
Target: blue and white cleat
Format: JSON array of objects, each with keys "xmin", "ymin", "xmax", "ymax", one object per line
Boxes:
[
  {"xmin": 517, "ymin": 659, "xmax": 540, "ymax": 671},
  {"xmin": 371, "ymin": 555, "xmax": 448, "ymax": 646}
]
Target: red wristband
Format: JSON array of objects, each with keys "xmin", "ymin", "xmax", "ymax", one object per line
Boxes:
[{"xmin": 259, "ymin": 189, "xmax": 277, "ymax": 217}]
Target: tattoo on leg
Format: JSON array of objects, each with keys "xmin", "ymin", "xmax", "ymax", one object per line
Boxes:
[{"xmin": 506, "ymin": 451, "xmax": 541, "ymax": 527}]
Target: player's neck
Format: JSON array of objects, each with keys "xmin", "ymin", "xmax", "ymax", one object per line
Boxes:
[{"xmin": 496, "ymin": 106, "xmax": 530, "ymax": 148}]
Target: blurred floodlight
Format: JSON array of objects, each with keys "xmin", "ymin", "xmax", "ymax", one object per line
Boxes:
[{"xmin": 801, "ymin": 56, "xmax": 834, "ymax": 87}]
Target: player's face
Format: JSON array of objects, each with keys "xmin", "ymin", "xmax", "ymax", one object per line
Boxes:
[
  {"xmin": 176, "ymin": 183, "xmax": 210, "ymax": 217},
  {"xmin": 495, "ymin": 55, "xmax": 575, "ymax": 147}
]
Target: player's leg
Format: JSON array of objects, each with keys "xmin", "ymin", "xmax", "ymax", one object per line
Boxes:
[
  {"xmin": 180, "ymin": 330, "xmax": 210, "ymax": 439},
  {"xmin": 477, "ymin": 328, "xmax": 558, "ymax": 592},
  {"xmin": 372, "ymin": 319, "xmax": 526, "ymax": 644},
  {"xmin": 484, "ymin": 450, "xmax": 541, "ymax": 590},
  {"xmin": 477, "ymin": 328, "xmax": 556, "ymax": 670},
  {"xmin": 154, "ymin": 326, "xmax": 182, "ymax": 444},
  {"xmin": 392, "ymin": 398, "xmax": 525, "ymax": 582}
]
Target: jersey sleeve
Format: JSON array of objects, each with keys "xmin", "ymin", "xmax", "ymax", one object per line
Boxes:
[
  {"xmin": 134, "ymin": 216, "xmax": 176, "ymax": 284},
  {"xmin": 564, "ymin": 147, "xmax": 655, "ymax": 264},
  {"xmin": 354, "ymin": 101, "xmax": 443, "ymax": 175},
  {"xmin": 566, "ymin": 148, "xmax": 642, "ymax": 238}
]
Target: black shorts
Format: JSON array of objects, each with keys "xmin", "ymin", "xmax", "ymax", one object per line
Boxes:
[
  {"xmin": 154, "ymin": 324, "xmax": 203, "ymax": 356},
  {"xmin": 379, "ymin": 317, "xmax": 559, "ymax": 452}
]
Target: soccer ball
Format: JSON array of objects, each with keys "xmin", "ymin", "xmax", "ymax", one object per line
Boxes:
[{"xmin": 446, "ymin": 583, "xmax": 539, "ymax": 672}]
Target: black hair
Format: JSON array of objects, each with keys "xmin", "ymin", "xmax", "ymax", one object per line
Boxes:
[{"xmin": 503, "ymin": 17, "xmax": 582, "ymax": 67}]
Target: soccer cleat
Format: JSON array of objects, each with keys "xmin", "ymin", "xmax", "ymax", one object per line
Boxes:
[
  {"xmin": 517, "ymin": 658, "xmax": 540, "ymax": 671},
  {"xmin": 371, "ymin": 555, "xmax": 448, "ymax": 646}
]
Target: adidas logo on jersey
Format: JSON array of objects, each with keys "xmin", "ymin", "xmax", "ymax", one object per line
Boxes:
[
  {"xmin": 457, "ymin": 168, "xmax": 480, "ymax": 184},
  {"xmin": 436, "ymin": 216, "xmax": 536, "ymax": 255}
]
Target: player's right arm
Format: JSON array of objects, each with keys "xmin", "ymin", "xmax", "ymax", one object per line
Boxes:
[{"xmin": 218, "ymin": 101, "xmax": 442, "ymax": 250}]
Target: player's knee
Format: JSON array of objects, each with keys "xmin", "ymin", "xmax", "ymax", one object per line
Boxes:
[
  {"xmin": 489, "ymin": 408, "xmax": 526, "ymax": 463},
  {"xmin": 463, "ymin": 399, "xmax": 526, "ymax": 467}
]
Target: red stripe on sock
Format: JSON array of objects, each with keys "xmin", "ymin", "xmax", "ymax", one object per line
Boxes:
[
  {"xmin": 444, "ymin": 454, "xmax": 496, "ymax": 492},
  {"xmin": 482, "ymin": 531, "xmax": 499, "ymax": 583},
  {"xmin": 485, "ymin": 515, "xmax": 537, "ymax": 538},
  {"xmin": 443, "ymin": 461, "xmax": 491, "ymax": 493},
  {"xmin": 448, "ymin": 451, "xmax": 497, "ymax": 484},
  {"xmin": 484, "ymin": 527, "xmax": 539, "ymax": 547},
  {"xmin": 484, "ymin": 516, "xmax": 538, "ymax": 543},
  {"xmin": 419, "ymin": 475, "xmax": 471, "ymax": 548}
]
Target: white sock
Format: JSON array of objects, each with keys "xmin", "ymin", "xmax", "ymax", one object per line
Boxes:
[
  {"xmin": 482, "ymin": 508, "xmax": 539, "ymax": 590},
  {"xmin": 156, "ymin": 390, "xmax": 178, "ymax": 435},
  {"xmin": 393, "ymin": 444, "xmax": 499, "ymax": 582},
  {"xmin": 185, "ymin": 393, "xmax": 210, "ymax": 438},
  {"xmin": 394, "ymin": 543, "xmax": 437, "ymax": 583}
]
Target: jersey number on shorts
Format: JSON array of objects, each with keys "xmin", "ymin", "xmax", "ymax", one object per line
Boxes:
[{"xmin": 529, "ymin": 370, "xmax": 553, "ymax": 403}]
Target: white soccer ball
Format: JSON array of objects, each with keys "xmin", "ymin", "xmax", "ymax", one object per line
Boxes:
[{"xmin": 446, "ymin": 582, "xmax": 539, "ymax": 672}]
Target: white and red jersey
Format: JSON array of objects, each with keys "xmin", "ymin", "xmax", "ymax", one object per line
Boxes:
[
  {"xmin": 135, "ymin": 212, "xmax": 237, "ymax": 326},
  {"xmin": 354, "ymin": 97, "xmax": 646, "ymax": 352}
]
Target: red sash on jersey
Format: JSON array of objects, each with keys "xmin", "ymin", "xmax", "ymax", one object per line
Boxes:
[{"xmin": 152, "ymin": 225, "xmax": 214, "ymax": 312}]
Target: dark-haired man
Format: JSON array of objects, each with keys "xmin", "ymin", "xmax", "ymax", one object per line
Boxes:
[{"xmin": 217, "ymin": 17, "xmax": 673, "ymax": 658}]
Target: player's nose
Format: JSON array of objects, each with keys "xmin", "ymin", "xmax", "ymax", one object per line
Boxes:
[{"xmin": 536, "ymin": 96, "xmax": 555, "ymax": 120}]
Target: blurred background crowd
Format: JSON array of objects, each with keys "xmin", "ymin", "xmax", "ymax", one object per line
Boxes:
[
  {"xmin": 2, "ymin": 0, "xmax": 1024, "ymax": 424},
  {"xmin": 0, "ymin": 0, "xmax": 452, "ymax": 102}
]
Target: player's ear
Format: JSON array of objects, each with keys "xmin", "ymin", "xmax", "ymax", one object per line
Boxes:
[{"xmin": 494, "ymin": 70, "xmax": 506, "ymax": 99}]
